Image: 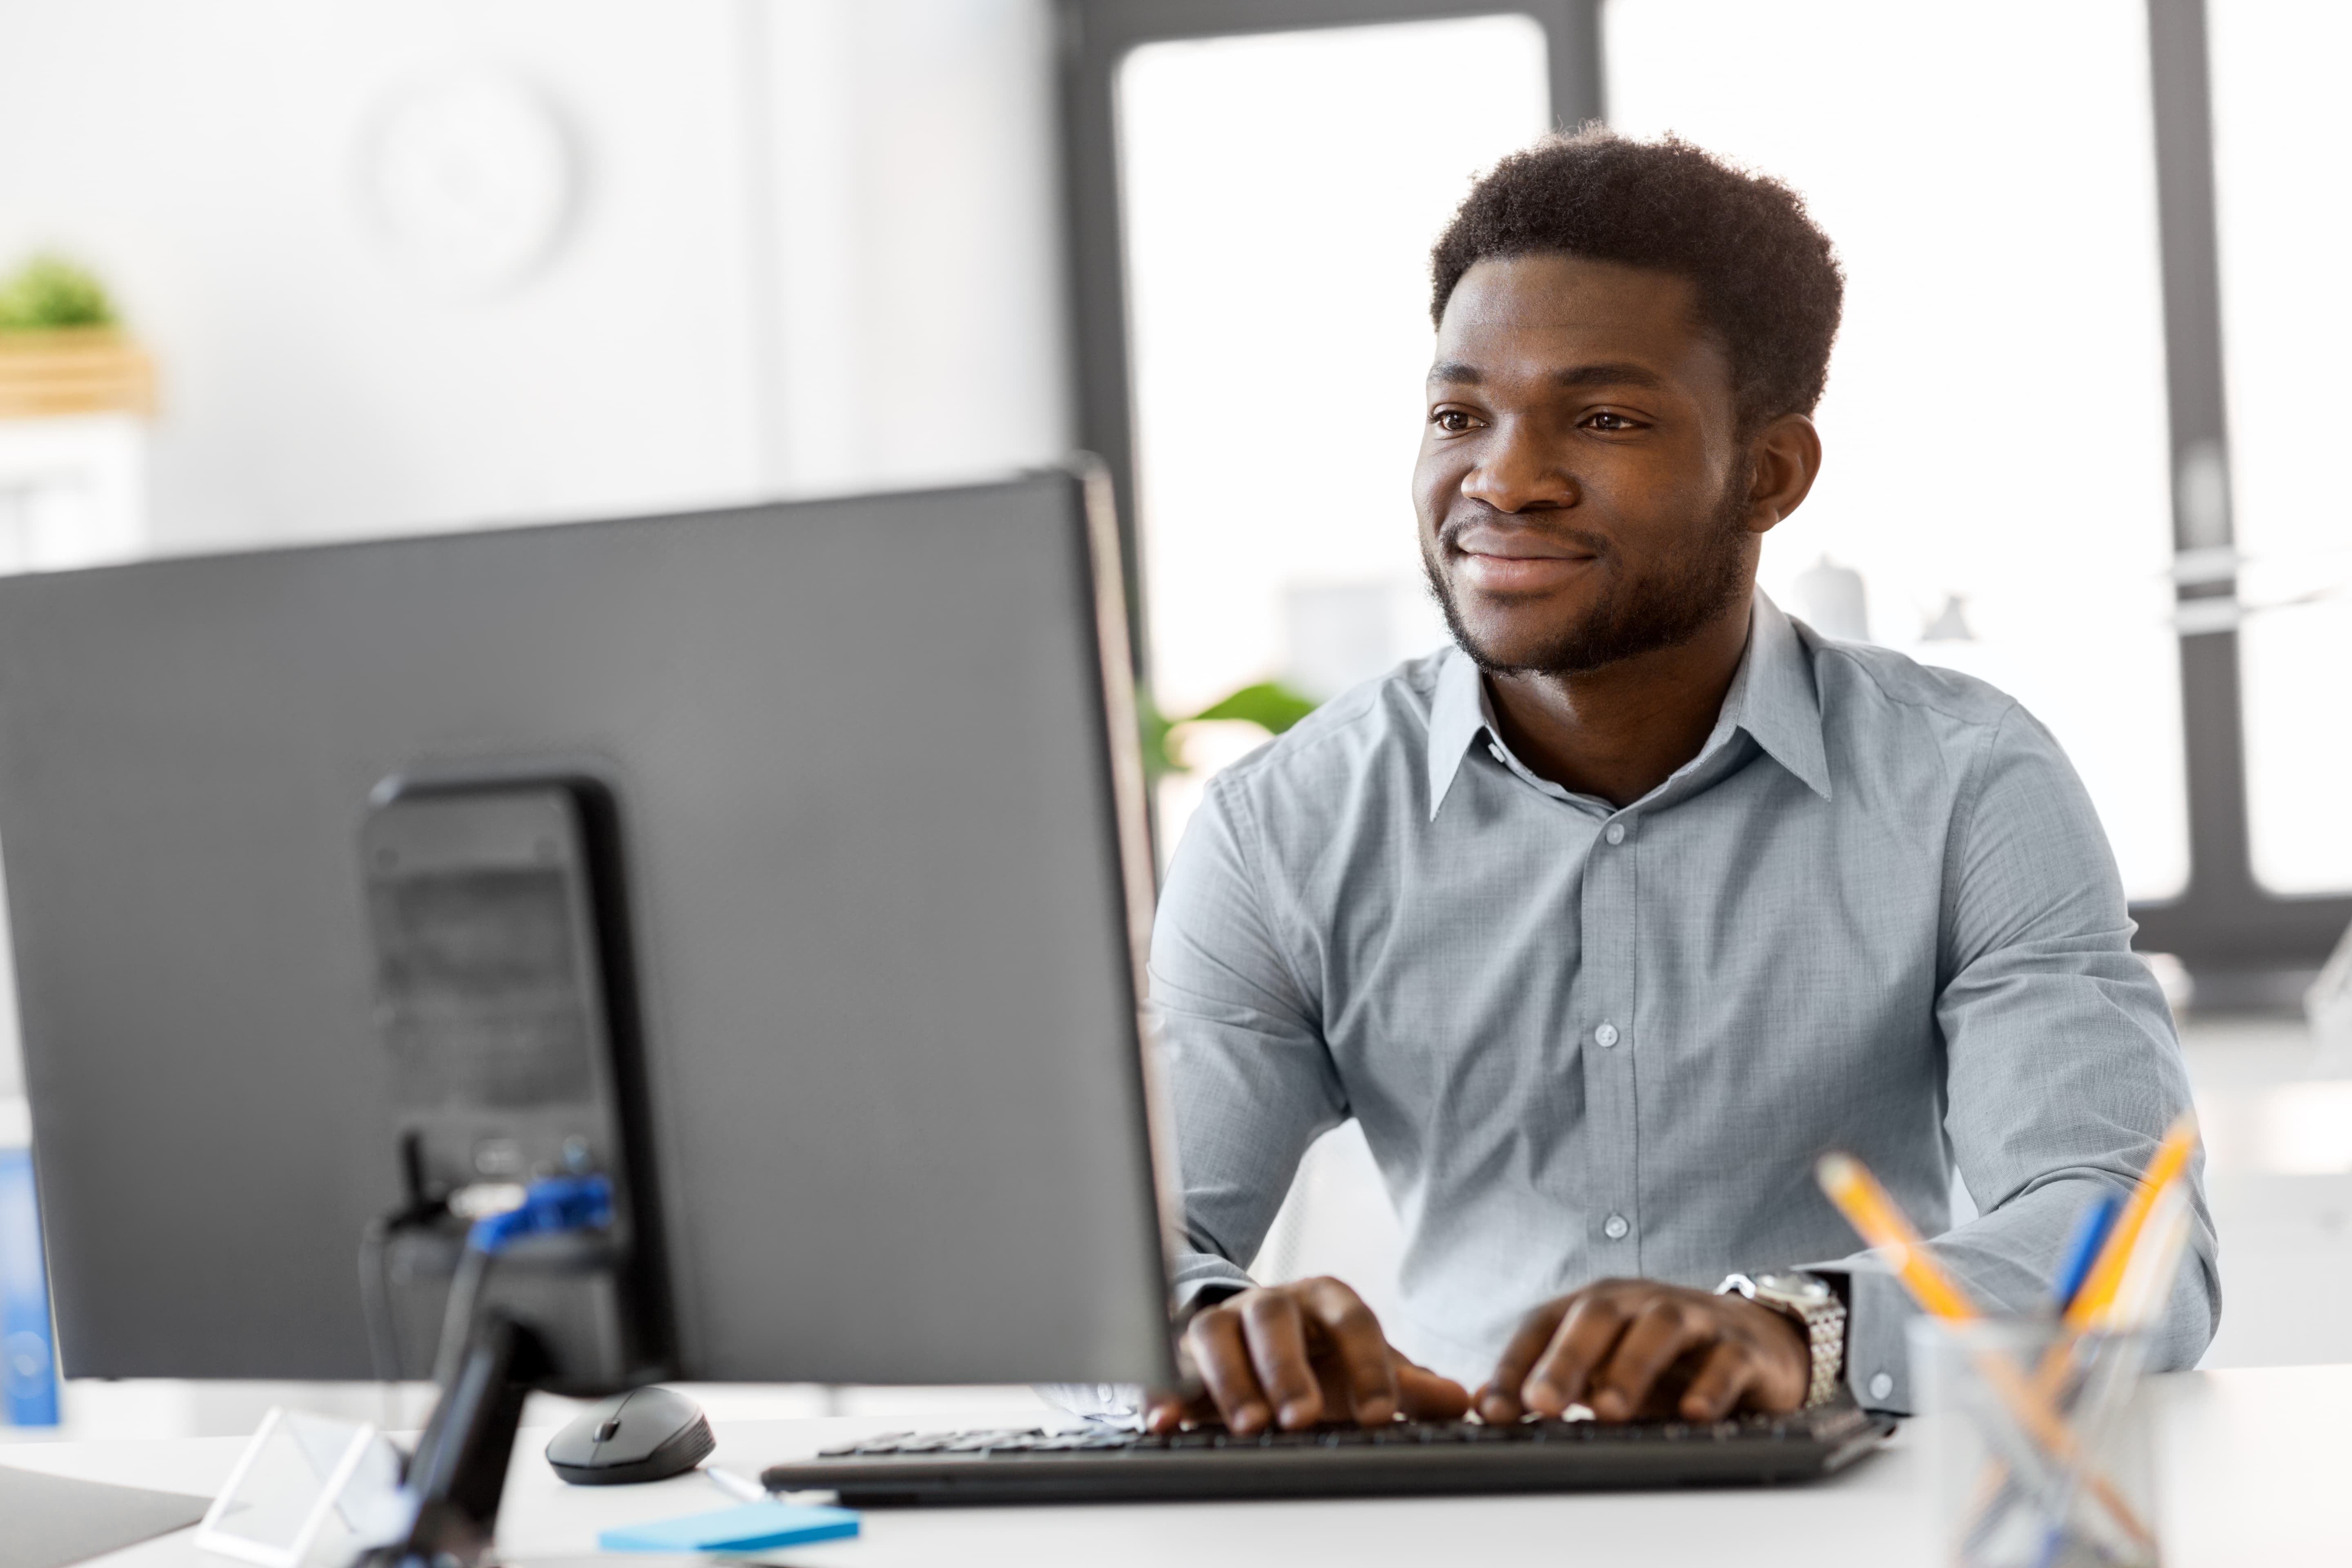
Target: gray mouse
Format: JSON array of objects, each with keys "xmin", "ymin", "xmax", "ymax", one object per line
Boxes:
[{"xmin": 546, "ymin": 1386, "xmax": 716, "ymax": 1486}]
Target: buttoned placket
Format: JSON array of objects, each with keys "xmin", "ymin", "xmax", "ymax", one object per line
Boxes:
[
  {"xmin": 1582, "ymin": 808, "xmax": 1640, "ymax": 1272},
  {"xmin": 1475, "ymin": 723, "xmax": 1651, "ymax": 1277}
]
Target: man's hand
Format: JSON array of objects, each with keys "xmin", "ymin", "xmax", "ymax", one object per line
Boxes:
[
  {"xmin": 1474, "ymin": 1278, "xmax": 1809, "ymax": 1425},
  {"xmin": 1143, "ymin": 1277, "xmax": 1471, "ymax": 1435}
]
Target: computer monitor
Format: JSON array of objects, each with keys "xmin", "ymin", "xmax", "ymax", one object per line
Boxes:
[{"xmin": 0, "ymin": 470, "xmax": 1176, "ymax": 1397}]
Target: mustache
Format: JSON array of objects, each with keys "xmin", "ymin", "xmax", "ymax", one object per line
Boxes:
[{"xmin": 1435, "ymin": 499, "xmax": 1610, "ymax": 558}]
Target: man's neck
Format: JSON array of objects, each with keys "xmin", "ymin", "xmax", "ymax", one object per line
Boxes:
[{"xmin": 1482, "ymin": 598, "xmax": 1754, "ymax": 809}]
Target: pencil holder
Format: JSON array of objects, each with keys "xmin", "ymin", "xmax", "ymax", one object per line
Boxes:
[{"xmin": 1908, "ymin": 1317, "xmax": 2160, "ymax": 1568}]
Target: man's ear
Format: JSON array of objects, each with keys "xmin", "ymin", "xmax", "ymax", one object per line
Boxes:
[{"xmin": 1743, "ymin": 413, "xmax": 1823, "ymax": 535}]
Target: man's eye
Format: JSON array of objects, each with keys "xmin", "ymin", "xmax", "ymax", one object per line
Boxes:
[
  {"xmin": 1586, "ymin": 412, "xmax": 1640, "ymax": 432},
  {"xmin": 1432, "ymin": 410, "xmax": 1478, "ymax": 433}
]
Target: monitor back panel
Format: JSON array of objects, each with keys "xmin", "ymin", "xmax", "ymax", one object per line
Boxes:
[{"xmin": 0, "ymin": 473, "xmax": 1173, "ymax": 1387}]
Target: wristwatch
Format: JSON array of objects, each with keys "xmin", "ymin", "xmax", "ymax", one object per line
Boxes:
[{"xmin": 1717, "ymin": 1271, "xmax": 1846, "ymax": 1409}]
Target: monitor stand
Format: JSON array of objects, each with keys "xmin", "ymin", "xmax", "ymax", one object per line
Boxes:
[
  {"xmin": 356, "ymin": 774, "xmax": 667, "ymax": 1567},
  {"xmin": 368, "ymin": 1309, "xmax": 548, "ymax": 1568}
]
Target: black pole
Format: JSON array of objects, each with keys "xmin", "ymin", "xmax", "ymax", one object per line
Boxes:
[{"xmin": 371, "ymin": 1313, "xmax": 548, "ymax": 1568}]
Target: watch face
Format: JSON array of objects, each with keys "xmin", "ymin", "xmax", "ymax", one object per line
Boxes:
[{"xmin": 1761, "ymin": 1273, "xmax": 1829, "ymax": 1300}]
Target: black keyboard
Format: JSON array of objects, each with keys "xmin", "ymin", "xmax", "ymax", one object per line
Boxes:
[{"xmin": 760, "ymin": 1406, "xmax": 1897, "ymax": 1506}]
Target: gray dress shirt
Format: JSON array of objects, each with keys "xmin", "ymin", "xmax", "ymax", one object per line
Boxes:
[{"xmin": 1150, "ymin": 592, "xmax": 2217, "ymax": 1410}]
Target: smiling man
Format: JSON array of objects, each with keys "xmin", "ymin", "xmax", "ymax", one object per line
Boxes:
[{"xmin": 1141, "ymin": 131, "xmax": 2216, "ymax": 1435}]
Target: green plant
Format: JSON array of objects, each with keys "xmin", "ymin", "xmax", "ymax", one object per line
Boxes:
[
  {"xmin": 0, "ymin": 254, "xmax": 118, "ymax": 332},
  {"xmin": 1141, "ymin": 679, "xmax": 1319, "ymax": 783}
]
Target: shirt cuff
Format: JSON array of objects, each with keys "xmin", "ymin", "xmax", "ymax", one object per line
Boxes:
[
  {"xmin": 1169, "ymin": 1255, "xmax": 1254, "ymax": 1319},
  {"xmin": 1806, "ymin": 1255, "xmax": 1913, "ymax": 1412}
]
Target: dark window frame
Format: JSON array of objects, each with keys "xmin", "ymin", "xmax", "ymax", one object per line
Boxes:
[
  {"xmin": 1056, "ymin": 0, "xmax": 2350, "ymax": 998},
  {"xmin": 2130, "ymin": 0, "xmax": 2350, "ymax": 998}
]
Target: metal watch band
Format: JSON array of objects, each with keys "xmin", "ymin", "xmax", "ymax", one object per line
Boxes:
[{"xmin": 1716, "ymin": 1271, "xmax": 1846, "ymax": 1409}]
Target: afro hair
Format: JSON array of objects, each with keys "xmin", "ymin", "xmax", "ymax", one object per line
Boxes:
[{"xmin": 1430, "ymin": 127, "xmax": 1844, "ymax": 434}]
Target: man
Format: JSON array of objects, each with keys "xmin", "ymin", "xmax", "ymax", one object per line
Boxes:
[{"xmin": 1140, "ymin": 130, "xmax": 2216, "ymax": 1436}]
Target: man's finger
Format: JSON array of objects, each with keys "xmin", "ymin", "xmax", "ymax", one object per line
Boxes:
[
  {"xmin": 1297, "ymin": 1277, "xmax": 1400, "ymax": 1424},
  {"xmin": 1185, "ymin": 1308, "xmax": 1273, "ymax": 1433},
  {"xmin": 1238, "ymin": 1290, "xmax": 1323, "ymax": 1429},
  {"xmin": 1141, "ymin": 1386, "xmax": 1214, "ymax": 1435},
  {"xmin": 1479, "ymin": 1298, "xmax": 1572, "ymax": 1423},
  {"xmin": 1396, "ymin": 1358, "xmax": 1473, "ymax": 1420},
  {"xmin": 1522, "ymin": 1294, "xmax": 1629, "ymax": 1417},
  {"xmin": 1676, "ymin": 1339, "xmax": 1757, "ymax": 1423},
  {"xmin": 1719, "ymin": 1296, "xmax": 1811, "ymax": 1411},
  {"xmin": 1587, "ymin": 1296, "xmax": 1707, "ymax": 1422}
]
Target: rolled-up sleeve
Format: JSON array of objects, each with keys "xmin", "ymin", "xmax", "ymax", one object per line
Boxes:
[
  {"xmin": 1824, "ymin": 703, "xmax": 2220, "ymax": 1410},
  {"xmin": 1151, "ymin": 773, "xmax": 1349, "ymax": 1309}
]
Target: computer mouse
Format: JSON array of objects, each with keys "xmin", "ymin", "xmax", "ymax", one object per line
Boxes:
[{"xmin": 546, "ymin": 1386, "xmax": 717, "ymax": 1486}]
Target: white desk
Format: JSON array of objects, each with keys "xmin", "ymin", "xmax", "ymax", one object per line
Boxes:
[{"xmin": 4, "ymin": 1366, "xmax": 2345, "ymax": 1568}]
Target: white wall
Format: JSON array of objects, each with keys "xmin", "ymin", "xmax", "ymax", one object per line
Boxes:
[
  {"xmin": 763, "ymin": 0, "xmax": 1073, "ymax": 495},
  {"xmin": 0, "ymin": 0, "xmax": 1072, "ymax": 1112},
  {"xmin": 0, "ymin": 0, "xmax": 1071, "ymax": 555}
]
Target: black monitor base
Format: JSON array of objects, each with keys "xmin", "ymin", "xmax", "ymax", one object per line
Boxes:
[{"xmin": 366, "ymin": 1311, "xmax": 547, "ymax": 1568}]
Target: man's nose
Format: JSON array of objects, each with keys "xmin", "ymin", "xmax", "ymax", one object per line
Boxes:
[{"xmin": 1459, "ymin": 425, "xmax": 1575, "ymax": 514}]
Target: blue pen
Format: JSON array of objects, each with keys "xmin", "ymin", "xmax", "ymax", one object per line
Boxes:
[{"xmin": 2051, "ymin": 1189, "xmax": 2123, "ymax": 1312}]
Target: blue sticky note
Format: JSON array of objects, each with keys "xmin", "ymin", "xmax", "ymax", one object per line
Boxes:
[{"xmin": 597, "ymin": 1502, "xmax": 860, "ymax": 1553}]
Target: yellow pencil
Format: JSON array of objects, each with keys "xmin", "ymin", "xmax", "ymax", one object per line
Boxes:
[
  {"xmin": 1815, "ymin": 1151, "xmax": 1982, "ymax": 1320},
  {"xmin": 2063, "ymin": 1114, "xmax": 2198, "ymax": 1330},
  {"xmin": 1815, "ymin": 1149, "xmax": 2157, "ymax": 1550},
  {"xmin": 2107, "ymin": 1185, "xmax": 2194, "ymax": 1332}
]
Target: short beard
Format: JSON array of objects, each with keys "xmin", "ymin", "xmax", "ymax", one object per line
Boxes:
[{"xmin": 1422, "ymin": 459, "xmax": 1756, "ymax": 677}]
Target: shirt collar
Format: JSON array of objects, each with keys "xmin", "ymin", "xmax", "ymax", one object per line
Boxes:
[
  {"xmin": 1424, "ymin": 645, "xmax": 1492, "ymax": 820},
  {"xmin": 1423, "ymin": 590, "xmax": 1831, "ymax": 822}
]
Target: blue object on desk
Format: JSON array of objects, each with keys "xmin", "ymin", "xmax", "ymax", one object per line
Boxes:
[
  {"xmin": 597, "ymin": 1502, "xmax": 860, "ymax": 1552},
  {"xmin": 0, "ymin": 1145, "xmax": 60, "ymax": 1426},
  {"xmin": 2051, "ymin": 1188, "xmax": 2123, "ymax": 1313}
]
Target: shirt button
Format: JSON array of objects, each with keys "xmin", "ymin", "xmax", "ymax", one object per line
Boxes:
[
  {"xmin": 1868, "ymin": 1371, "xmax": 1895, "ymax": 1402},
  {"xmin": 1602, "ymin": 1214, "xmax": 1630, "ymax": 1240},
  {"xmin": 1595, "ymin": 1022, "xmax": 1619, "ymax": 1048},
  {"xmin": 1604, "ymin": 822, "xmax": 1626, "ymax": 845}
]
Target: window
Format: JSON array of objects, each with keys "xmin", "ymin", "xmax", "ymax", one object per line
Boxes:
[
  {"xmin": 1114, "ymin": 16, "xmax": 1552, "ymax": 845},
  {"xmin": 1606, "ymin": 0, "xmax": 2188, "ymax": 901},
  {"xmin": 1062, "ymin": 0, "xmax": 2352, "ymax": 979},
  {"xmin": 2208, "ymin": 0, "xmax": 2352, "ymax": 896}
]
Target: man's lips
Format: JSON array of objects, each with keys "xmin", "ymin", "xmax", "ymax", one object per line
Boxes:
[{"xmin": 1447, "ymin": 523, "xmax": 1599, "ymax": 595}]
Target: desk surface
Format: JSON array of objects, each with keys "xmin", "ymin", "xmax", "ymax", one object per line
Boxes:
[{"xmin": 3, "ymin": 1365, "xmax": 2345, "ymax": 1568}]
